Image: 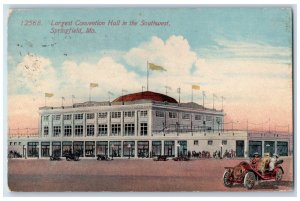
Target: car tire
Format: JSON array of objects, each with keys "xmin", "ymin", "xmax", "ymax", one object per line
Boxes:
[
  {"xmin": 223, "ymin": 170, "xmax": 233, "ymax": 187},
  {"xmin": 244, "ymin": 172, "xmax": 256, "ymax": 189}
]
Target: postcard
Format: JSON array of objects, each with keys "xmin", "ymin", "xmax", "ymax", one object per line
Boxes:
[{"xmin": 6, "ymin": 6, "xmax": 294, "ymax": 192}]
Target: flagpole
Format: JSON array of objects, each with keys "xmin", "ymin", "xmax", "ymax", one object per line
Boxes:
[
  {"xmin": 89, "ymin": 86, "xmax": 91, "ymax": 102},
  {"xmin": 213, "ymin": 94, "xmax": 215, "ymax": 110},
  {"xmin": 72, "ymin": 95, "xmax": 74, "ymax": 105},
  {"xmin": 202, "ymin": 91, "xmax": 205, "ymax": 109},
  {"xmin": 147, "ymin": 61, "xmax": 149, "ymax": 91},
  {"xmin": 191, "ymin": 88, "xmax": 193, "ymax": 102},
  {"xmin": 45, "ymin": 96, "xmax": 46, "ymax": 107}
]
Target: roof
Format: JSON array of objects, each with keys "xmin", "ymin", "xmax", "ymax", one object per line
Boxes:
[{"xmin": 112, "ymin": 91, "xmax": 178, "ymax": 104}]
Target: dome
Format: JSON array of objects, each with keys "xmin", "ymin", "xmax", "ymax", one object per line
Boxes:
[{"xmin": 112, "ymin": 91, "xmax": 178, "ymax": 104}]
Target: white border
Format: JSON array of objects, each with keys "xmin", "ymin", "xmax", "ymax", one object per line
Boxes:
[{"xmin": 1, "ymin": 0, "xmax": 299, "ymax": 200}]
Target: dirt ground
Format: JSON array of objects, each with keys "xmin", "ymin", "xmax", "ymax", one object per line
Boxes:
[{"xmin": 7, "ymin": 157, "xmax": 294, "ymax": 192}]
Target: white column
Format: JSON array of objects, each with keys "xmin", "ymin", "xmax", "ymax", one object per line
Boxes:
[
  {"xmin": 61, "ymin": 114, "xmax": 64, "ymax": 137},
  {"xmin": 262, "ymin": 140, "xmax": 265, "ymax": 156},
  {"xmin": 244, "ymin": 139, "xmax": 248, "ymax": 158},
  {"xmin": 72, "ymin": 114, "xmax": 74, "ymax": 138},
  {"xmin": 149, "ymin": 140, "xmax": 152, "ymax": 157},
  {"xmin": 175, "ymin": 140, "xmax": 178, "ymax": 157},
  {"xmin": 95, "ymin": 112, "xmax": 98, "ymax": 137},
  {"xmin": 148, "ymin": 109, "xmax": 152, "ymax": 136},
  {"xmin": 134, "ymin": 140, "xmax": 138, "ymax": 158},
  {"xmin": 121, "ymin": 111, "xmax": 124, "ymax": 136},
  {"xmin": 50, "ymin": 142, "xmax": 52, "ymax": 156},
  {"xmin": 121, "ymin": 140, "xmax": 124, "ymax": 157},
  {"xmin": 135, "ymin": 110, "xmax": 138, "ymax": 137},
  {"xmin": 107, "ymin": 112, "xmax": 111, "ymax": 136},
  {"xmin": 275, "ymin": 141, "xmax": 278, "ymax": 155},
  {"xmin": 83, "ymin": 113, "xmax": 86, "ymax": 137},
  {"xmin": 161, "ymin": 140, "xmax": 165, "ymax": 155},
  {"xmin": 49, "ymin": 115, "xmax": 53, "ymax": 137}
]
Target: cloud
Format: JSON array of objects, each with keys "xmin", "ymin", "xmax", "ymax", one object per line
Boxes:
[
  {"xmin": 124, "ymin": 35, "xmax": 198, "ymax": 75},
  {"xmin": 198, "ymin": 38, "xmax": 292, "ymax": 64},
  {"xmin": 8, "ymin": 54, "xmax": 58, "ymax": 95},
  {"xmin": 8, "ymin": 35, "xmax": 293, "ymax": 131}
]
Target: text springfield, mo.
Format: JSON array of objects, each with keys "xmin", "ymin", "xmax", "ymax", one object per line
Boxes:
[{"xmin": 50, "ymin": 19, "xmax": 170, "ymax": 34}]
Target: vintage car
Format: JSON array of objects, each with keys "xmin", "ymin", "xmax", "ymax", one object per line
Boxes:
[
  {"xmin": 172, "ymin": 155, "xmax": 190, "ymax": 161},
  {"xmin": 223, "ymin": 156, "xmax": 284, "ymax": 189},
  {"xmin": 65, "ymin": 151, "xmax": 80, "ymax": 161},
  {"xmin": 96, "ymin": 154, "xmax": 112, "ymax": 161},
  {"xmin": 153, "ymin": 155, "xmax": 168, "ymax": 161}
]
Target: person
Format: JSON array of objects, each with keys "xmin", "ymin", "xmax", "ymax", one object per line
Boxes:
[
  {"xmin": 251, "ymin": 152, "xmax": 261, "ymax": 168},
  {"xmin": 258, "ymin": 153, "xmax": 270, "ymax": 175},
  {"xmin": 269, "ymin": 154, "xmax": 279, "ymax": 171}
]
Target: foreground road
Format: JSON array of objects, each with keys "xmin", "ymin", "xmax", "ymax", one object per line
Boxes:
[{"xmin": 7, "ymin": 157, "xmax": 293, "ymax": 192}]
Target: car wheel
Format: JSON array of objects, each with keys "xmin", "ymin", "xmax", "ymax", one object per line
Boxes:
[
  {"xmin": 223, "ymin": 170, "xmax": 233, "ymax": 187},
  {"xmin": 275, "ymin": 168, "xmax": 283, "ymax": 181},
  {"xmin": 244, "ymin": 172, "xmax": 256, "ymax": 190}
]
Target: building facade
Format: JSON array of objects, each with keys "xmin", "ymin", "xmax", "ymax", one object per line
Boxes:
[{"xmin": 8, "ymin": 91, "xmax": 291, "ymax": 159}]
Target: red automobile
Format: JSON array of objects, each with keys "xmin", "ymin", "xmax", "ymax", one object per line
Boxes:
[{"xmin": 223, "ymin": 157, "xmax": 284, "ymax": 189}]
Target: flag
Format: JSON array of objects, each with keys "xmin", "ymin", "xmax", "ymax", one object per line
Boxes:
[
  {"xmin": 62, "ymin": 97, "xmax": 65, "ymax": 100},
  {"xmin": 213, "ymin": 94, "xmax": 218, "ymax": 99},
  {"xmin": 192, "ymin": 85, "xmax": 200, "ymax": 90},
  {"xmin": 177, "ymin": 88, "xmax": 181, "ymax": 93},
  {"xmin": 45, "ymin": 93, "xmax": 54, "ymax": 97},
  {"xmin": 122, "ymin": 89, "xmax": 128, "ymax": 93},
  {"xmin": 148, "ymin": 63, "xmax": 166, "ymax": 71},
  {"xmin": 72, "ymin": 95, "xmax": 75, "ymax": 98},
  {"xmin": 202, "ymin": 91, "xmax": 206, "ymax": 96},
  {"xmin": 165, "ymin": 86, "xmax": 171, "ymax": 90},
  {"xmin": 108, "ymin": 91, "xmax": 114, "ymax": 96},
  {"xmin": 90, "ymin": 83, "xmax": 98, "ymax": 88}
]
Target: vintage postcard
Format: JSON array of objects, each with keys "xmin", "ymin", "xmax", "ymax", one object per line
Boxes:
[{"xmin": 6, "ymin": 6, "xmax": 294, "ymax": 193}]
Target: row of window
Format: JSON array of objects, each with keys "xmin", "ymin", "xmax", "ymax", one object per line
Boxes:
[
  {"xmin": 43, "ymin": 111, "xmax": 148, "ymax": 121},
  {"xmin": 155, "ymin": 111, "xmax": 221, "ymax": 122},
  {"xmin": 193, "ymin": 140, "xmax": 227, "ymax": 146},
  {"xmin": 44, "ymin": 123, "xmax": 148, "ymax": 137}
]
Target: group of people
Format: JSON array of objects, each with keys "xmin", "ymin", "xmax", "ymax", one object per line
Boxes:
[
  {"xmin": 251, "ymin": 152, "xmax": 279, "ymax": 175},
  {"xmin": 191, "ymin": 150, "xmax": 211, "ymax": 158}
]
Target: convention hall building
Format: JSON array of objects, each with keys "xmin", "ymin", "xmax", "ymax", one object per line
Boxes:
[{"xmin": 8, "ymin": 91, "xmax": 291, "ymax": 159}]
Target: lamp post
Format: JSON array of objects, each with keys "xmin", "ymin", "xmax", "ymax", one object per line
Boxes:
[{"xmin": 127, "ymin": 143, "xmax": 131, "ymax": 159}]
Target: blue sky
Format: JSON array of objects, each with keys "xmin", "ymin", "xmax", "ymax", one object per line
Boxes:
[
  {"xmin": 7, "ymin": 7, "xmax": 293, "ymax": 130},
  {"xmin": 8, "ymin": 8, "xmax": 292, "ymax": 71}
]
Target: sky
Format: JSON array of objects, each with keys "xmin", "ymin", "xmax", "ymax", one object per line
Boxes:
[{"xmin": 6, "ymin": 7, "xmax": 293, "ymax": 133}]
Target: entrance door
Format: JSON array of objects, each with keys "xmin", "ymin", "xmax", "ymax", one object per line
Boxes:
[{"xmin": 236, "ymin": 140, "xmax": 244, "ymax": 157}]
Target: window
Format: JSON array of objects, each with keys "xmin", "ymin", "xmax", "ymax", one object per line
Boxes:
[
  {"xmin": 9, "ymin": 142, "xmax": 12, "ymax": 146},
  {"xmin": 140, "ymin": 123, "xmax": 148, "ymax": 136},
  {"xmin": 64, "ymin": 125, "xmax": 72, "ymax": 136},
  {"xmin": 182, "ymin": 113, "xmax": 190, "ymax": 120},
  {"xmin": 169, "ymin": 112, "xmax": 177, "ymax": 118},
  {"xmin": 111, "ymin": 112, "xmax": 121, "ymax": 118},
  {"xmin": 19, "ymin": 142, "xmax": 21, "ymax": 145},
  {"xmin": 111, "ymin": 124, "xmax": 121, "ymax": 135},
  {"xmin": 216, "ymin": 117, "xmax": 222, "ymax": 123},
  {"xmin": 98, "ymin": 124, "xmax": 108, "ymax": 136},
  {"xmin": 208, "ymin": 140, "xmax": 213, "ymax": 145},
  {"xmin": 194, "ymin": 140, "xmax": 199, "ymax": 145},
  {"xmin": 14, "ymin": 142, "xmax": 17, "ymax": 146},
  {"xmin": 125, "ymin": 124, "xmax": 135, "ymax": 136},
  {"xmin": 156, "ymin": 111, "xmax": 164, "ymax": 117},
  {"xmin": 54, "ymin": 115, "xmax": 61, "ymax": 121},
  {"xmin": 86, "ymin": 113, "xmax": 95, "ymax": 119},
  {"xmin": 124, "ymin": 111, "xmax": 135, "ymax": 117},
  {"xmin": 74, "ymin": 114, "xmax": 83, "ymax": 120},
  {"xmin": 206, "ymin": 116, "xmax": 212, "ymax": 121},
  {"xmin": 63, "ymin": 114, "xmax": 72, "ymax": 120},
  {"xmin": 43, "ymin": 115, "xmax": 49, "ymax": 121},
  {"xmin": 140, "ymin": 111, "xmax": 148, "ymax": 117},
  {"xmin": 87, "ymin": 125, "xmax": 95, "ymax": 136},
  {"xmin": 195, "ymin": 114, "xmax": 202, "ymax": 120},
  {"xmin": 44, "ymin": 126, "xmax": 49, "ymax": 135},
  {"xmin": 74, "ymin": 125, "xmax": 83, "ymax": 136},
  {"xmin": 222, "ymin": 140, "xmax": 227, "ymax": 145},
  {"xmin": 53, "ymin": 126, "xmax": 61, "ymax": 137},
  {"xmin": 98, "ymin": 112, "xmax": 107, "ymax": 118}
]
